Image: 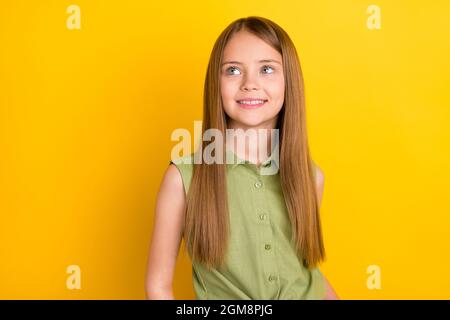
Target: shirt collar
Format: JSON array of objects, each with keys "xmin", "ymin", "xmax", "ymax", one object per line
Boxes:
[{"xmin": 226, "ymin": 141, "xmax": 280, "ymax": 172}]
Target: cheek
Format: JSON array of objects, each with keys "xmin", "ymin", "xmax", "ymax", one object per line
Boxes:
[
  {"xmin": 269, "ymin": 78, "xmax": 285, "ymax": 99},
  {"xmin": 220, "ymin": 78, "xmax": 236, "ymax": 100},
  {"xmin": 220, "ymin": 80, "xmax": 237, "ymax": 116},
  {"xmin": 265, "ymin": 78, "xmax": 285, "ymax": 113}
]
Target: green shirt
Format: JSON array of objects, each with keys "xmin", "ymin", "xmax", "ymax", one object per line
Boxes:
[{"xmin": 170, "ymin": 148, "xmax": 326, "ymax": 300}]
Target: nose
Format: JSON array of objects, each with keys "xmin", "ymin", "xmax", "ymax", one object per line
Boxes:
[{"xmin": 240, "ymin": 73, "xmax": 260, "ymax": 91}]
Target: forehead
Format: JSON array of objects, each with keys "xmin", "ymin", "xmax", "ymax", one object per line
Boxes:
[{"xmin": 222, "ymin": 30, "xmax": 282, "ymax": 63}]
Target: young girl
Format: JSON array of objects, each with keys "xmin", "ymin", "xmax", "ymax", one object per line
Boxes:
[{"xmin": 146, "ymin": 16, "xmax": 339, "ymax": 300}]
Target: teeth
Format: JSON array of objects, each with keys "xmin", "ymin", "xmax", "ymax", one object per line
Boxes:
[{"xmin": 238, "ymin": 100, "xmax": 265, "ymax": 105}]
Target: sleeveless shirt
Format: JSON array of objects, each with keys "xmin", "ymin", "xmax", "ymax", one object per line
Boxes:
[{"xmin": 170, "ymin": 147, "xmax": 326, "ymax": 300}]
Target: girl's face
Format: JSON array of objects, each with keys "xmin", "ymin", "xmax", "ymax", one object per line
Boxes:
[{"xmin": 220, "ymin": 30, "xmax": 285, "ymax": 130}]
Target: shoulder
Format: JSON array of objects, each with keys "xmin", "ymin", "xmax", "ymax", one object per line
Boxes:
[
  {"xmin": 167, "ymin": 154, "xmax": 195, "ymax": 194},
  {"xmin": 160, "ymin": 163, "xmax": 185, "ymax": 197},
  {"xmin": 311, "ymin": 161, "xmax": 325, "ymax": 206},
  {"xmin": 312, "ymin": 160, "xmax": 325, "ymax": 186}
]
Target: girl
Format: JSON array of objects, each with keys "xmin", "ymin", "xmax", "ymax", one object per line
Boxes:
[{"xmin": 146, "ymin": 16, "xmax": 339, "ymax": 300}]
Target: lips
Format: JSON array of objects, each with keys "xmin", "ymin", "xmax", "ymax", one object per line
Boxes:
[{"xmin": 236, "ymin": 98, "xmax": 268, "ymax": 109}]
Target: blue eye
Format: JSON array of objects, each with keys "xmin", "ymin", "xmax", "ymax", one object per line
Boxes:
[
  {"xmin": 262, "ymin": 65, "xmax": 274, "ymax": 74},
  {"xmin": 226, "ymin": 66, "xmax": 241, "ymax": 75}
]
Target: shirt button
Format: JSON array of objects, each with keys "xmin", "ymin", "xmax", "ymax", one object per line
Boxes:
[
  {"xmin": 268, "ymin": 275, "xmax": 277, "ymax": 282},
  {"xmin": 254, "ymin": 181, "xmax": 263, "ymax": 188},
  {"xmin": 265, "ymin": 244, "xmax": 271, "ymax": 250},
  {"xmin": 259, "ymin": 214, "xmax": 267, "ymax": 220}
]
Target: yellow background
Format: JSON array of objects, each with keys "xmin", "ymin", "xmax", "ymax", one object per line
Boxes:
[{"xmin": 1, "ymin": 0, "xmax": 449, "ymax": 299}]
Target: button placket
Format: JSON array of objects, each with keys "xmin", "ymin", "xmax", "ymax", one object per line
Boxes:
[{"xmin": 253, "ymin": 175, "xmax": 279, "ymax": 289}]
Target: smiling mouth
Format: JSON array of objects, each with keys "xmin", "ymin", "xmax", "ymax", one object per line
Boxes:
[{"xmin": 236, "ymin": 99, "xmax": 268, "ymax": 108}]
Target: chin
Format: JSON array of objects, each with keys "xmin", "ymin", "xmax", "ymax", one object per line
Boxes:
[{"xmin": 232, "ymin": 117, "xmax": 272, "ymax": 129}]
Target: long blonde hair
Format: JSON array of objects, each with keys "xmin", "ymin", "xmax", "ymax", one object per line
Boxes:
[{"xmin": 182, "ymin": 16, "xmax": 325, "ymax": 270}]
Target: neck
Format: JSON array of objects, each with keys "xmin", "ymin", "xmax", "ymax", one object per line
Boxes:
[{"xmin": 226, "ymin": 119, "xmax": 278, "ymax": 166}]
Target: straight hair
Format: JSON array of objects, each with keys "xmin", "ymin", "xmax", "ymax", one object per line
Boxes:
[{"xmin": 181, "ymin": 16, "xmax": 325, "ymax": 270}]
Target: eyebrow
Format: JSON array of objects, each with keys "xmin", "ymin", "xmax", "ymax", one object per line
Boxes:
[{"xmin": 221, "ymin": 59, "xmax": 282, "ymax": 66}]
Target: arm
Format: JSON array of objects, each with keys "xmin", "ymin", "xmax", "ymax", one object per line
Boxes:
[
  {"xmin": 145, "ymin": 164, "xmax": 186, "ymax": 299},
  {"xmin": 324, "ymin": 275, "xmax": 340, "ymax": 300},
  {"xmin": 314, "ymin": 163, "xmax": 340, "ymax": 300}
]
